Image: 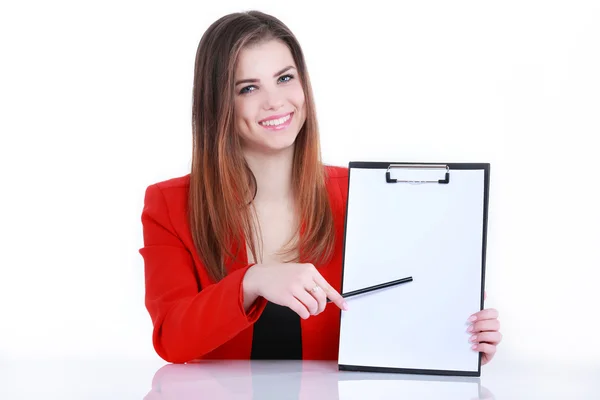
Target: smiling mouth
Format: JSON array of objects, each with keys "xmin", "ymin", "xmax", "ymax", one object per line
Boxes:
[{"xmin": 259, "ymin": 112, "xmax": 293, "ymax": 129}]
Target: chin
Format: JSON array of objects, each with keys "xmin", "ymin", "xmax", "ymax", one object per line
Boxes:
[{"xmin": 257, "ymin": 134, "xmax": 298, "ymax": 154}]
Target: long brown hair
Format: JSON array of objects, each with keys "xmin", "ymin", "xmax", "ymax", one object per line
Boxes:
[{"xmin": 189, "ymin": 10, "xmax": 334, "ymax": 282}]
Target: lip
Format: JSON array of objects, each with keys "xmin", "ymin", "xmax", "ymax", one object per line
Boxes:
[
  {"xmin": 258, "ymin": 112, "xmax": 294, "ymax": 131},
  {"xmin": 258, "ymin": 112, "xmax": 293, "ymax": 124}
]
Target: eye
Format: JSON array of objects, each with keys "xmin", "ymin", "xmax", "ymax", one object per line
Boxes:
[
  {"xmin": 278, "ymin": 74, "xmax": 294, "ymax": 83},
  {"xmin": 239, "ymin": 85, "xmax": 256, "ymax": 95}
]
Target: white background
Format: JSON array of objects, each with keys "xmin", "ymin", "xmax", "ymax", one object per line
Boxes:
[{"xmin": 1, "ymin": 0, "xmax": 598, "ymax": 375}]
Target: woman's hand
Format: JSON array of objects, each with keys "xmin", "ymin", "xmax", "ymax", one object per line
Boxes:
[
  {"xmin": 243, "ymin": 262, "xmax": 348, "ymax": 319},
  {"xmin": 467, "ymin": 291, "xmax": 502, "ymax": 365}
]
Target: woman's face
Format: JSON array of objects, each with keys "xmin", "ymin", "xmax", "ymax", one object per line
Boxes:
[{"xmin": 233, "ymin": 39, "xmax": 306, "ymax": 155}]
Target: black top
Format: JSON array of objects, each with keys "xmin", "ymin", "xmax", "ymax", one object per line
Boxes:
[{"xmin": 250, "ymin": 301, "xmax": 302, "ymax": 360}]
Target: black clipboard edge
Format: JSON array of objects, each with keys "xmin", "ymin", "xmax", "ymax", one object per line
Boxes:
[
  {"xmin": 338, "ymin": 161, "xmax": 490, "ymax": 377},
  {"xmin": 338, "ymin": 363, "xmax": 481, "ymax": 377},
  {"xmin": 348, "ymin": 161, "xmax": 490, "ymax": 170}
]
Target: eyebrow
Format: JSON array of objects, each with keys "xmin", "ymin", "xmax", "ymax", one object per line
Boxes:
[{"xmin": 235, "ymin": 66, "xmax": 296, "ymax": 86}]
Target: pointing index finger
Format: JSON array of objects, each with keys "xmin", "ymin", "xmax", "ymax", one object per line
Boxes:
[{"xmin": 315, "ymin": 275, "xmax": 348, "ymax": 311}]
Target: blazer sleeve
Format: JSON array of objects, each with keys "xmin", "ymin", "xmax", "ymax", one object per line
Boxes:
[{"xmin": 139, "ymin": 183, "xmax": 266, "ymax": 363}]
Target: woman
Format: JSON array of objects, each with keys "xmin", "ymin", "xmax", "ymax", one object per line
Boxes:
[{"xmin": 139, "ymin": 10, "xmax": 502, "ymax": 364}]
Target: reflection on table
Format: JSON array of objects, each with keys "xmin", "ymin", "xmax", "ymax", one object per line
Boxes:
[{"xmin": 144, "ymin": 360, "xmax": 495, "ymax": 400}]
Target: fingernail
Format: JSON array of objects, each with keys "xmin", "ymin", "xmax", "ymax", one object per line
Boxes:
[
  {"xmin": 471, "ymin": 344, "xmax": 478, "ymax": 350},
  {"xmin": 469, "ymin": 335, "xmax": 477, "ymax": 342},
  {"xmin": 343, "ymin": 301, "xmax": 349, "ymax": 310},
  {"xmin": 467, "ymin": 325, "xmax": 473, "ymax": 332},
  {"xmin": 468, "ymin": 315, "xmax": 477, "ymax": 322}
]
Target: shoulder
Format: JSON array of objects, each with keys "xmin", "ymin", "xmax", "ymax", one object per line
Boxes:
[
  {"xmin": 323, "ymin": 164, "xmax": 349, "ymax": 205},
  {"xmin": 143, "ymin": 174, "xmax": 190, "ymax": 214},
  {"xmin": 145, "ymin": 174, "xmax": 190, "ymax": 194},
  {"xmin": 324, "ymin": 164, "xmax": 348, "ymax": 181},
  {"xmin": 151, "ymin": 174, "xmax": 190, "ymax": 191}
]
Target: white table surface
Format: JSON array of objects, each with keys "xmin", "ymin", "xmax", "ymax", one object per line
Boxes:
[{"xmin": 1, "ymin": 357, "xmax": 598, "ymax": 399}]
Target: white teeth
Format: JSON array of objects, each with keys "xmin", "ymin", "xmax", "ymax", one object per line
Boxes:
[{"xmin": 260, "ymin": 113, "xmax": 291, "ymax": 126}]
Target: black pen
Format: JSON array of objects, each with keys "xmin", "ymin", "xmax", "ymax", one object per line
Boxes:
[{"xmin": 326, "ymin": 276, "xmax": 413, "ymax": 303}]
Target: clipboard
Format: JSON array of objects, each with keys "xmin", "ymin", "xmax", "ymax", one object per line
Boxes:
[{"xmin": 337, "ymin": 162, "xmax": 490, "ymax": 377}]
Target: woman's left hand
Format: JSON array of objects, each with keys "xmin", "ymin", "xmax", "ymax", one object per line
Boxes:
[{"xmin": 467, "ymin": 291, "xmax": 502, "ymax": 366}]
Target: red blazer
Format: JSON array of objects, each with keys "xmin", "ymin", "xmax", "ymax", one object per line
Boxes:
[{"xmin": 139, "ymin": 165, "xmax": 349, "ymax": 363}]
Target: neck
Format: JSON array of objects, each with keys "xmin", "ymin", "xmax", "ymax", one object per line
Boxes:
[{"xmin": 243, "ymin": 145, "xmax": 295, "ymax": 204}]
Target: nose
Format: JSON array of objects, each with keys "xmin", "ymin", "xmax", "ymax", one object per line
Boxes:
[{"xmin": 262, "ymin": 89, "xmax": 284, "ymax": 111}]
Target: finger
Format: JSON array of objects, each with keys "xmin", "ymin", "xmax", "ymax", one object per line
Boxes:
[
  {"xmin": 469, "ymin": 331, "xmax": 503, "ymax": 345},
  {"xmin": 313, "ymin": 274, "xmax": 348, "ymax": 311},
  {"xmin": 293, "ymin": 286, "xmax": 319, "ymax": 316},
  {"xmin": 308, "ymin": 284, "xmax": 328, "ymax": 314},
  {"xmin": 469, "ymin": 308, "xmax": 499, "ymax": 321},
  {"xmin": 286, "ymin": 297, "xmax": 311, "ymax": 319},
  {"xmin": 471, "ymin": 342, "xmax": 497, "ymax": 357},
  {"xmin": 468, "ymin": 319, "xmax": 500, "ymax": 334}
]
